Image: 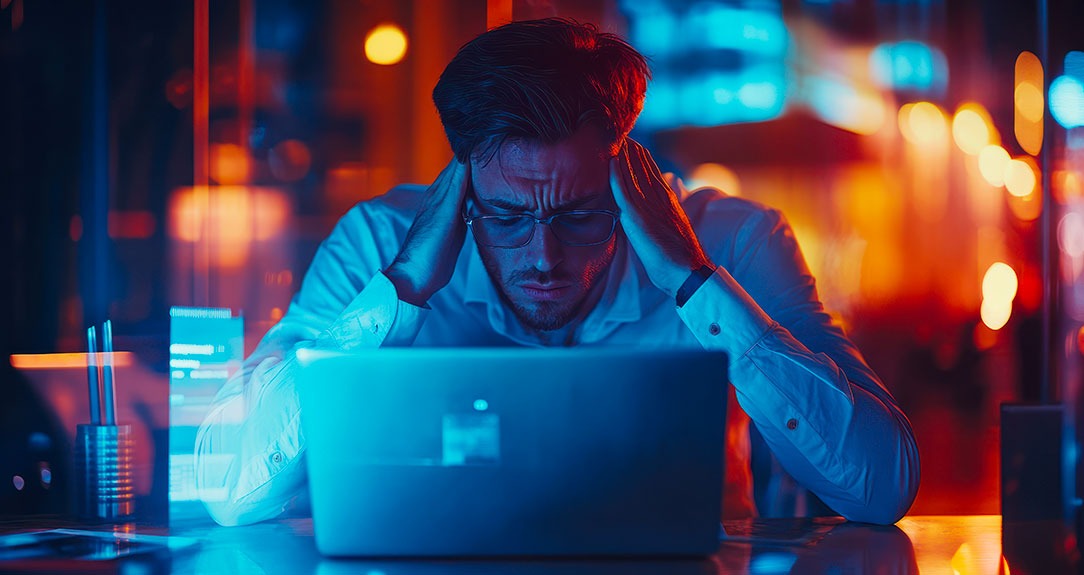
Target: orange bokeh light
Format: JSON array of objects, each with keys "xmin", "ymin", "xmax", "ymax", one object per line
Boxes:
[
  {"xmin": 952, "ymin": 103, "xmax": 994, "ymax": 155},
  {"xmin": 1004, "ymin": 158, "xmax": 1037, "ymax": 198},
  {"xmin": 210, "ymin": 143, "xmax": 251, "ymax": 185},
  {"xmin": 170, "ymin": 186, "xmax": 290, "ymax": 268},
  {"xmin": 365, "ymin": 24, "xmax": 408, "ymax": 65},
  {"xmin": 902, "ymin": 102, "xmax": 949, "ymax": 147},
  {"xmin": 978, "ymin": 145, "xmax": 1011, "ymax": 187},
  {"xmin": 11, "ymin": 352, "xmax": 135, "ymax": 370}
]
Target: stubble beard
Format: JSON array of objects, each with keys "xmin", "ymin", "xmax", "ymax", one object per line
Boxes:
[{"xmin": 477, "ymin": 247, "xmax": 615, "ymax": 334}]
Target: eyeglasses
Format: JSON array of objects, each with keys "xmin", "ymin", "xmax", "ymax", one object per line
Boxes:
[{"xmin": 463, "ymin": 209, "xmax": 619, "ymax": 249}]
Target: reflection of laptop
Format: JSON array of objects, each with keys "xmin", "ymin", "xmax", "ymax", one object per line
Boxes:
[{"xmin": 295, "ymin": 348, "xmax": 728, "ymax": 558}]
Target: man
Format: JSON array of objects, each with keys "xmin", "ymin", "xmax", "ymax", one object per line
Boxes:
[{"xmin": 196, "ymin": 18, "xmax": 919, "ymax": 527}]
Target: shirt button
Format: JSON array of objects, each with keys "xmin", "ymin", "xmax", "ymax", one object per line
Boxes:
[
  {"xmin": 786, "ymin": 418, "xmax": 798, "ymax": 431},
  {"xmin": 271, "ymin": 451, "xmax": 284, "ymax": 464},
  {"xmin": 708, "ymin": 323, "xmax": 721, "ymax": 336}
]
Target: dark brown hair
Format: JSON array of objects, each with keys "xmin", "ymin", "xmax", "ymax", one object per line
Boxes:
[{"xmin": 432, "ymin": 18, "xmax": 649, "ymax": 163}]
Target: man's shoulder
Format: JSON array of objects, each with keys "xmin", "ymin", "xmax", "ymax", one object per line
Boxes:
[
  {"xmin": 683, "ymin": 187, "xmax": 784, "ymax": 229},
  {"xmin": 357, "ymin": 184, "xmax": 428, "ymax": 215}
]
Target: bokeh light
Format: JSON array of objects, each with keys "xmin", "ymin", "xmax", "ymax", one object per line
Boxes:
[
  {"xmin": 210, "ymin": 143, "xmax": 250, "ymax": 185},
  {"xmin": 1003, "ymin": 158, "xmax": 1037, "ymax": 198},
  {"xmin": 980, "ymin": 298, "xmax": 1012, "ymax": 331},
  {"xmin": 982, "ymin": 262, "xmax": 1018, "ymax": 303},
  {"xmin": 1014, "ymin": 81, "xmax": 1044, "ymax": 123},
  {"xmin": 951, "ymin": 104, "xmax": 993, "ymax": 155},
  {"xmin": 365, "ymin": 24, "xmax": 408, "ymax": 65},
  {"xmin": 903, "ymin": 101, "xmax": 948, "ymax": 147},
  {"xmin": 1059, "ymin": 212, "xmax": 1084, "ymax": 257},
  {"xmin": 978, "ymin": 145, "xmax": 1011, "ymax": 187},
  {"xmin": 1050, "ymin": 75, "xmax": 1084, "ymax": 129},
  {"xmin": 1014, "ymin": 51, "xmax": 1044, "ymax": 156},
  {"xmin": 687, "ymin": 163, "xmax": 741, "ymax": 196},
  {"xmin": 1054, "ymin": 170, "xmax": 1083, "ymax": 203}
]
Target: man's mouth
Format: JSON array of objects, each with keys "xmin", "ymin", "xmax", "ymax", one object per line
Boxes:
[{"xmin": 520, "ymin": 283, "xmax": 571, "ymax": 301}]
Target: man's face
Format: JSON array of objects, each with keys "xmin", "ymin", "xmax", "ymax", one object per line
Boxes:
[{"xmin": 469, "ymin": 127, "xmax": 619, "ymax": 333}]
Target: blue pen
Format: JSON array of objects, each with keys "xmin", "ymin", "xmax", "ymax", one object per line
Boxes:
[
  {"xmin": 102, "ymin": 320, "xmax": 117, "ymax": 426},
  {"xmin": 87, "ymin": 326, "xmax": 101, "ymax": 425}
]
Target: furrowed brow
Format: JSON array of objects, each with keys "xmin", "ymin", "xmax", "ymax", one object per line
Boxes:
[{"xmin": 477, "ymin": 194, "xmax": 602, "ymax": 212}]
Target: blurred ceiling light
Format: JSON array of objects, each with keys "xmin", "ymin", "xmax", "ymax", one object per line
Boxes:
[
  {"xmin": 365, "ymin": 24, "xmax": 408, "ymax": 65},
  {"xmin": 978, "ymin": 145, "xmax": 1011, "ymax": 187},
  {"xmin": 980, "ymin": 298, "xmax": 1012, "ymax": 331},
  {"xmin": 687, "ymin": 163, "xmax": 741, "ymax": 196},
  {"xmin": 1059, "ymin": 212, "xmax": 1084, "ymax": 258},
  {"xmin": 210, "ymin": 143, "xmax": 250, "ymax": 185},
  {"xmin": 1050, "ymin": 75, "xmax": 1084, "ymax": 129},
  {"xmin": 1003, "ymin": 158, "xmax": 1037, "ymax": 198},
  {"xmin": 982, "ymin": 261, "xmax": 1019, "ymax": 303},
  {"xmin": 1014, "ymin": 51, "xmax": 1044, "ymax": 156},
  {"xmin": 904, "ymin": 101, "xmax": 948, "ymax": 147},
  {"xmin": 951, "ymin": 104, "xmax": 993, "ymax": 155}
]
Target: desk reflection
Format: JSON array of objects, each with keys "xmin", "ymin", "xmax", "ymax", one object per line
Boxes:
[
  {"xmin": 4, "ymin": 515, "xmax": 1047, "ymax": 574},
  {"xmin": 316, "ymin": 558, "xmax": 720, "ymax": 575},
  {"xmin": 168, "ymin": 517, "xmax": 918, "ymax": 575}
]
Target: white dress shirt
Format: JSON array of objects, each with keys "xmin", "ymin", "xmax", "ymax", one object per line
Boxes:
[{"xmin": 195, "ymin": 183, "xmax": 920, "ymax": 527}]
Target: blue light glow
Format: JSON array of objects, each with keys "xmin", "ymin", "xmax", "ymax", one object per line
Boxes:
[
  {"xmin": 749, "ymin": 550, "xmax": 798, "ymax": 573},
  {"xmin": 689, "ymin": 3, "xmax": 787, "ymax": 56},
  {"xmin": 870, "ymin": 41, "xmax": 947, "ymax": 92},
  {"xmin": 473, "ymin": 399, "xmax": 489, "ymax": 412},
  {"xmin": 1050, "ymin": 75, "xmax": 1084, "ymax": 129}
]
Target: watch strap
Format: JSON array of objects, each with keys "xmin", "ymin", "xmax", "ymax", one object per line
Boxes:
[{"xmin": 676, "ymin": 264, "xmax": 716, "ymax": 308}]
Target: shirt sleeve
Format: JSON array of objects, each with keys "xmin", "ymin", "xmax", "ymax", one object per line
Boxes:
[
  {"xmin": 194, "ymin": 202, "xmax": 427, "ymax": 526},
  {"xmin": 676, "ymin": 204, "xmax": 920, "ymax": 525}
]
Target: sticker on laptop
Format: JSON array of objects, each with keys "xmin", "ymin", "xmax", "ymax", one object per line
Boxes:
[{"xmin": 442, "ymin": 413, "xmax": 500, "ymax": 466}]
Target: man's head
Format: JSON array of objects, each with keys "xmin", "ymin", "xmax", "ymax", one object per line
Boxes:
[{"xmin": 432, "ymin": 18, "xmax": 649, "ymax": 334}]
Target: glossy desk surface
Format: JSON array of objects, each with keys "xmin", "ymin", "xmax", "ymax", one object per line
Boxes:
[{"xmin": 0, "ymin": 514, "xmax": 1077, "ymax": 574}]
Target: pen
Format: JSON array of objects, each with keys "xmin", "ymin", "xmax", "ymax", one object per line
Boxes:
[
  {"xmin": 102, "ymin": 320, "xmax": 117, "ymax": 426},
  {"xmin": 87, "ymin": 326, "xmax": 101, "ymax": 425}
]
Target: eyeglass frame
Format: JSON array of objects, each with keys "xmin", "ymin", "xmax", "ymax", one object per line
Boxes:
[{"xmin": 462, "ymin": 208, "xmax": 620, "ymax": 249}]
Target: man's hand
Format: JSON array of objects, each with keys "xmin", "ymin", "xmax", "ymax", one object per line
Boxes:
[
  {"xmin": 384, "ymin": 158, "xmax": 471, "ymax": 306},
  {"xmin": 610, "ymin": 139, "xmax": 713, "ymax": 299}
]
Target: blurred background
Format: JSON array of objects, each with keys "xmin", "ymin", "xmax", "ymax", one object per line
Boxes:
[{"xmin": 2, "ymin": 0, "xmax": 1083, "ymax": 527}]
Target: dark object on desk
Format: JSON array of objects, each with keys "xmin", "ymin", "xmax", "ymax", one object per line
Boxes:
[
  {"xmin": 1000, "ymin": 403, "xmax": 1064, "ymax": 521},
  {"xmin": 0, "ymin": 528, "xmax": 198, "ymax": 574}
]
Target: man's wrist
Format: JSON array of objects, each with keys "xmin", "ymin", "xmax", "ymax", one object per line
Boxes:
[
  {"xmin": 675, "ymin": 264, "xmax": 717, "ymax": 308},
  {"xmin": 383, "ymin": 263, "xmax": 432, "ymax": 307}
]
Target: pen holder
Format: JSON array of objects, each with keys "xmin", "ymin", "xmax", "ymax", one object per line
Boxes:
[{"xmin": 75, "ymin": 424, "xmax": 134, "ymax": 521}]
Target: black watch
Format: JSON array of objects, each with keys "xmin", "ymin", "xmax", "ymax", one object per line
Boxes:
[{"xmin": 676, "ymin": 265, "xmax": 716, "ymax": 308}]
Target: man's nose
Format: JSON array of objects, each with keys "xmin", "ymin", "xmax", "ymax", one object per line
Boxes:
[{"xmin": 526, "ymin": 223, "xmax": 565, "ymax": 273}]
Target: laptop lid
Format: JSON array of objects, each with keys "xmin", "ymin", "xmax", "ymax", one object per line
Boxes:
[{"xmin": 296, "ymin": 347, "xmax": 728, "ymax": 557}]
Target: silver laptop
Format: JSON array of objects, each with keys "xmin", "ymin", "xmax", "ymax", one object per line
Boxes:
[{"xmin": 295, "ymin": 347, "xmax": 728, "ymax": 558}]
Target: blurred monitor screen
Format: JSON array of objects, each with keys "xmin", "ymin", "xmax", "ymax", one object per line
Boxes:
[{"xmin": 168, "ymin": 306, "xmax": 243, "ymax": 523}]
